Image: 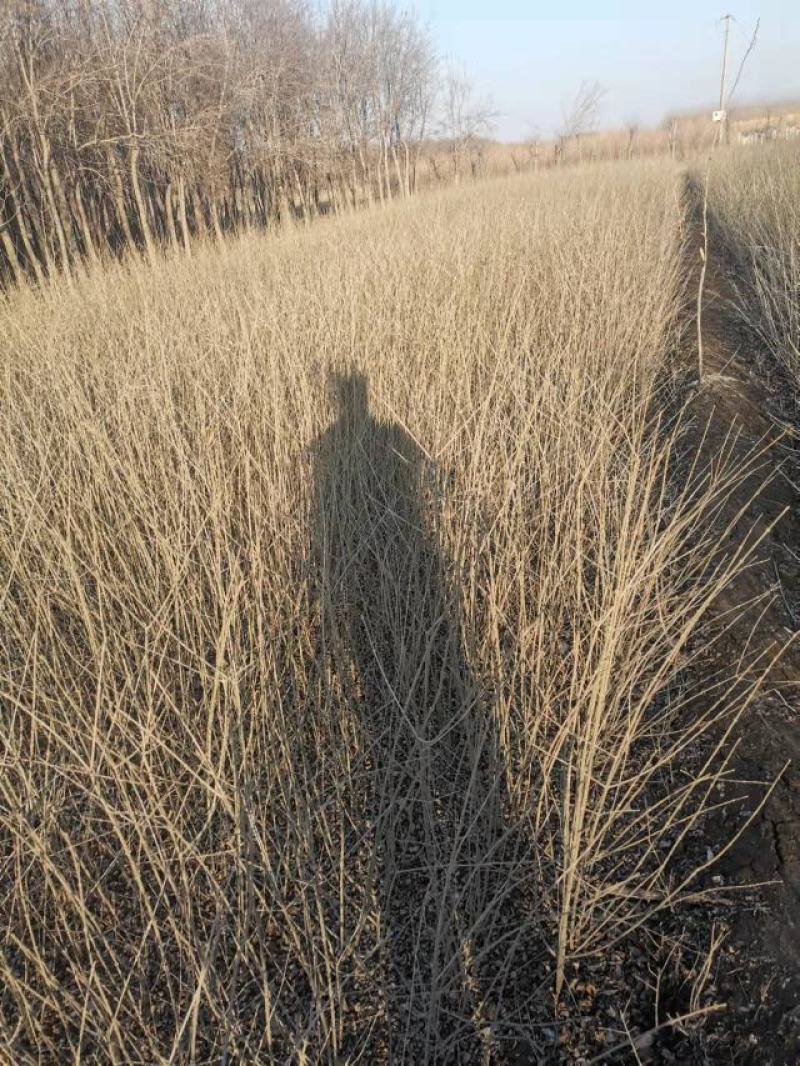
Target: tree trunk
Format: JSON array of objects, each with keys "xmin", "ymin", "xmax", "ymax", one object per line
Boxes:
[
  {"xmin": 391, "ymin": 143, "xmax": 405, "ymax": 197},
  {"xmin": 192, "ymin": 189, "xmax": 207, "ymax": 238},
  {"xmin": 0, "ymin": 141, "xmax": 44, "ymax": 283},
  {"xmin": 129, "ymin": 146, "xmax": 156, "ymax": 264},
  {"xmin": 73, "ymin": 183, "xmax": 99, "ymax": 264},
  {"xmin": 209, "ymin": 195, "xmax": 224, "ymax": 243},
  {"xmin": 176, "ymin": 176, "xmax": 191, "ymax": 254},
  {"xmin": 163, "ymin": 180, "xmax": 178, "ymax": 249},
  {"xmin": 36, "ymin": 147, "xmax": 71, "ymax": 276},
  {"xmin": 0, "ymin": 215, "xmax": 22, "ymax": 284},
  {"xmin": 49, "ymin": 162, "xmax": 79, "ymax": 262},
  {"xmin": 292, "ymin": 168, "xmax": 310, "ymax": 223},
  {"xmin": 107, "ymin": 150, "xmax": 135, "ymax": 252}
]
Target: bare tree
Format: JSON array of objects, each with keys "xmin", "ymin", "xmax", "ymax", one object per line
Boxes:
[
  {"xmin": 0, "ymin": 0, "xmax": 441, "ymax": 284},
  {"xmin": 558, "ymin": 80, "xmax": 605, "ymax": 163},
  {"xmin": 439, "ymin": 62, "xmax": 495, "ymax": 181}
]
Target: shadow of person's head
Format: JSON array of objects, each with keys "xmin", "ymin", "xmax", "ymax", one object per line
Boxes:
[{"xmin": 331, "ymin": 370, "xmax": 369, "ymax": 425}]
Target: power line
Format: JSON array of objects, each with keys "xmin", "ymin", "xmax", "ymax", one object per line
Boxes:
[{"xmin": 717, "ymin": 13, "xmax": 732, "ymax": 145}]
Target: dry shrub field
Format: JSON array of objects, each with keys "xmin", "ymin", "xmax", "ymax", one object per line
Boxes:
[
  {"xmin": 0, "ymin": 160, "xmax": 789, "ymax": 1063},
  {"xmin": 707, "ymin": 142, "xmax": 800, "ymax": 393}
]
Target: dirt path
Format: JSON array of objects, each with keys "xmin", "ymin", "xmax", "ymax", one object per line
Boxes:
[{"xmin": 677, "ymin": 176, "xmax": 800, "ymax": 1063}]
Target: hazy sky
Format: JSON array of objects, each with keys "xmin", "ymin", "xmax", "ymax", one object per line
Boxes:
[{"xmin": 415, "ymin": 2, "xmax": 800, "ymax": 141}]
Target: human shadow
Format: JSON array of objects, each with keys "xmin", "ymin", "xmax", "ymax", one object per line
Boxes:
[{"xmin": 310, "ymin": 372, "xmax": 537, "ymax": 1062}]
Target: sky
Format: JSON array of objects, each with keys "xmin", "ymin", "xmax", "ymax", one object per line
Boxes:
[{"xmin": 414, "ymin": 1, "xmax": 800, "ymax": 141}]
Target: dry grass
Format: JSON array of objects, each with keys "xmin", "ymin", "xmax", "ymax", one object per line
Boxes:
[
  {"xmin": 706, "ymin": 141, "xmax": 800, "ymax": 390},
  {"xmin": 0, "ymin": 162, "xmax": 768, "ymax": 1063}
]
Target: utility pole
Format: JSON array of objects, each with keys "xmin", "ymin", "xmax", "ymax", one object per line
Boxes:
[{"xmin": 717, "ymin": 14, "xmax": 732, "ymax": 145}]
